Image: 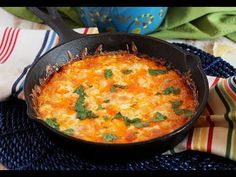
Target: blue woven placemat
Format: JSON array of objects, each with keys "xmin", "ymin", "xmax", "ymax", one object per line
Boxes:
[{"xmin": 0, "ymin": 43, "xmax": 236, "ymax": 170}]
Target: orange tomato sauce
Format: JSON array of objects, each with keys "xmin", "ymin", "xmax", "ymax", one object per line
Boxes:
[{"xmin": 35, "ymin": 52, "xmax": 198, "ymax": 143}]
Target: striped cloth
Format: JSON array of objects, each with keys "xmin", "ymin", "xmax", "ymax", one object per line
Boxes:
[
  {"xmin": 0, "ymin": 27, "xmax": 98, "ymax": 101},
  {"xmin": 0, "ymin": 26, "xmax": 235, "ymax": 161}
]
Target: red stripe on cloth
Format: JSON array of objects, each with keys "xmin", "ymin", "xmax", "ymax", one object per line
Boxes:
[
  {"xmin": 0, "ymin": 29, "xmax": 20, "ymax": 64},
  {"xmin": 206, "ymin": 103, "xmax": 215, "ymax": 153},
  {"xmin": 0, "ymin": 28, "xmax": 16, "ymax": 60},
  {"xmin": 206, "ymin": 102, "xmax": 214, "ymax": 115},
  {"xmin": 211, "ymin": 77, "xmax": 220, "ymax": 88},
  {"xmin": 205, "ymin": 76, "xmax": 219, "ymax": 155},
  {"xmin": 0, "ymin": 28, "xmax": 18, "ymax": 62},
  {"xmin": 187, "ymin": 128, "xmax": 194, "ymax": 150},
  {"xmin": 0, "ymin": 27, "xmax": 9, "ymax": 50},
  {"xmin": 223, "ymin": 79, "xmax": 236, "ymax": 101},
  {"xmin": 84, "ymin": 28, "xmax": 89, "ymax": 34},
  {"xmin": 0, "ymin": 27, "xmax": 13, "ymax": 56}
]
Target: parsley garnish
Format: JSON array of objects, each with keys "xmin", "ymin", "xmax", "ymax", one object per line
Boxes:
[
  {"xmin": 134, "ymin": 121, "xmax": 149, "ymax": 128},
  {"xmin": 103, "ymin": 133, "xmax": 118, "ymax": 142},
  {"xmin": 103, "ymin": 99, "xmax": 110, "ymax": 103},
  {"xmin": 165, "ymin": 62, "xmax": 173, "ymax": 70},
  {"xmin": 74, "ymin": 85, "xmax": 88, "ymax": 98},
  {"xmin": 104, "ymin": 69, "xmax": 113, "ymax": 79},
  {"xmin": 148, "ymin": 69, "xmax": 167, "ymax": 76},
  {"xmin": 170, "ymin": 100, "xmax": 194, "ymax": 118},
  {"xmin": 63, "ymin": 128, "xmax": 74, "ymax": 135},
  {"xmin": 171, "ymin": 100, "xmax": 183, "ymax": 109},
  {"xmin": 123, "ymin": 117, "xmax": 141, "ymax": 126},
  {"xmin": 113, "ymin": 112, "xmax": 123, "ymax": 119},
  {"xmin": 110, "ymin": 84, "xmax": 127, "ymax": 92},
  {"xmin": 45, "ymin": 118, "xmax": 59, "ymax": 130},
  {"xmin": 163, "ymin": 86, "xmax": 180, "ymax": 95},
  {"xmin": 152, "ymin": 112, "xmax": 167, "ymax": 122},
  {"xmin": 173, "ymin": 108, "xmax": 184, "ymax": 115},
  {"xmin": 97, "ymin": 104, "xmax": 105, "ymax": 110},
  {"xmin": 121, "ymin": 69, "xmax": 133, "ymax": 75},
  {"xmin": 113, "ymin": 112, "xmax": 148, "ymax": 128},
  {"xmin": 110, "ymin": 85, "xmax": 117, "ymax": 92},
  {"xmin": 74, "ymin": 85, "xmax": 98, "ymax": 120},
  {"xmin": 103, "ymin": 115, "xmax": 109, "ymax": 121},
  {"xmin": 155, "ymin": 92, "xmax": 161, "ymax": 95},
  {"xmin": 182, "ymin": 109, "xmax": 194, "ymax": 118}
]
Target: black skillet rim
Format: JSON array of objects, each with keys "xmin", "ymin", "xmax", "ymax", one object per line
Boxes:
[{"xmin": 23, "ymin": 32, "xmax": 209, "ymax": 147}]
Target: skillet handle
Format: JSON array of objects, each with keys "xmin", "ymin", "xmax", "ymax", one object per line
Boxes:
[{"xmin": 29, "ymin": 7, "xmax": 84, "ymax": 45}]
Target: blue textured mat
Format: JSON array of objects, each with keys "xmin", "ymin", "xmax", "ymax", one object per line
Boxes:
[{"xmin": 0, "ymin": 43, "xmax": 236, "ymax": 170}]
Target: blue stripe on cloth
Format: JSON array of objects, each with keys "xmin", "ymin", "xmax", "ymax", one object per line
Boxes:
[
  {"xmin": 11, "ymin": 30, "xmax": 50, "ymax": 97},
  {"xmin": 45, "ymin": 31, "xmax": 56, "ymax": 52}
]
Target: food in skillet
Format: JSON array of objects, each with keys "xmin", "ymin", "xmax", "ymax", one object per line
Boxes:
[{"xmin": 33, "ymin": 47, "xmax": 198, "ymax": 144}]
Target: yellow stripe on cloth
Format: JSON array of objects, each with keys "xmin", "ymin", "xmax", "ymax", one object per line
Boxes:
[
  {"xmin": 199, "ymin": 127, "xmax": 208, "ymax": 151},
  {"xmin": 192, "ymin": 116, "xmax": 209, "ymax": 151}
]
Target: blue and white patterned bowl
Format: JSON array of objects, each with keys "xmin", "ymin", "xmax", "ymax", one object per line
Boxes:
[{"xmin": 77, "ymin": 7, "xmax": 168, "ymax": 35}]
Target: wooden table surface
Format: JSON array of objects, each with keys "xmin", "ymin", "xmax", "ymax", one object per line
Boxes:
[{"xmin": 0, "ymin": 7, "xmax": 236, "ymax": 170}]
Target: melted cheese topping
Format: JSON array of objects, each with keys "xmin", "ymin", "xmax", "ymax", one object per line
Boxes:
[{"xmin": 35, "ymin": 52, "xmax": 198, "ymax": 143}]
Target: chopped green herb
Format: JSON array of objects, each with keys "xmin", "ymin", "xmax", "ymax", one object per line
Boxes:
[
  {"xmin": 113, "ymin": 112, "xmax": 123, "ymax": 119},
  {"xmin": 170, "ymin": 100, "xmax": 183, "ymax": 109},
  {"xmin": 148, "ymin": 69, "xmax": 167, "ymax": 76},
  {"xmin": 110, "ymin": 84, "xmax": 127, "ymax": 92},
  {"xmin": 103, "ymin": 126, "xmax": 108, "ymax": 129},
  {"xmin": 170, "ymin": 100, "xmax": 194, "ymax": 118},
  {"xmin": 182, "ymin": 109, "xmax": 194, "ymax": 118},
  {"xmin": 123, "ymin": 117, "xmax": 141, "ymax": 126},
  {"xmin": 97, "ymin": 104, "xmax": 105, "ymax": 110},
  {"xmin": 173, "ymin": 108, "xmax": 184, "ymax": 115},
  {"xmin": 163, "ymin": 86, "xmax": 180, "ymax": 95},
  {"xmin": 63, "ymin": 128, "xmax": 74, "ymax": 135},
  {"xmin": 170, "ymin": 100, "xmax": 183, "ymax": 116},
  {"xmin": 104, "ymin": 69, "xmax": 113, "ymax": 79},
  {"xmin": 103, "ymin": 133, "xmax": 118, "ymax": 142},
  {"xmin": 113, "ymin": 112, "xmax": 148, "ymax": 128},
  {"xmin": 75, "ymin": 103, "xmax": 86, "ymax": 113},
  {"xmin": 134, "ymin": 121, "xmax": 149, "ymax": 128},
  {"xmin": 45, "ymin": 118, "xmax": 59, "ymax": 130},
  {"xmin": 110, "ymin": 85, "xmax": 117, "ymax": 92},
  {"xmin": 103, "ymin": 115, "xmax": 109, "ymax": 121},
  {"xmin": 166, "ymin": 63, "xmax": 173, "ymax": 70},
  {"xmin": 122, "ymin": 69, "xmax": 133, "ymax": 75},
  {"xmin": 110, "ymin": 85, "xmax": 118, "ymax": 92},
  {"xmin": 155, "ymin": 92, "xmax": 161, "ymax": 95},
  {"xmin": 152, "ymin": 112, "xmax": 167, "ymax": 122},
  {"xmin": 74, "ymin": 85, "xmax": 88, "ymax": 98},
  {"xmin": 113, "ymin": 84, "xmax": 127, "ymax": 89},
  {"xmin": 76, "ymin": 109, "xmax": 98, "ymax": 119},
  {"xmin": 74, "ymin": 85, "xmax": 98, "ymax": 119},
  {"xmin": 103, "ymin": 99, "xmax": 110, "ymax": 103}
]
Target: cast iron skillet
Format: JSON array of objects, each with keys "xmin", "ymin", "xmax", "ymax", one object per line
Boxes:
[{"xmin": 24, "ymin": 7, "xmax": 209, "ymax": 159}]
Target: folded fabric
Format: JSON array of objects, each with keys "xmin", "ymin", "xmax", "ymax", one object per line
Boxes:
[
  {"xmin": 149, "ymin": 7, "xmax": 236, "ymax": 42},
  {"xmin": 3, "ymin": 7, "xmax": 236, "ymax": 42},
  {"xmin": 0, "ymin": 26, "xmax": 236, "ymax": 162},
  {"xmin": 166, "ymin": 76, "xmax": 236, "ymax": 162},
  {"xmin": 0, "ymin": 27, "xmax": 98, "ymax": 101}
]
